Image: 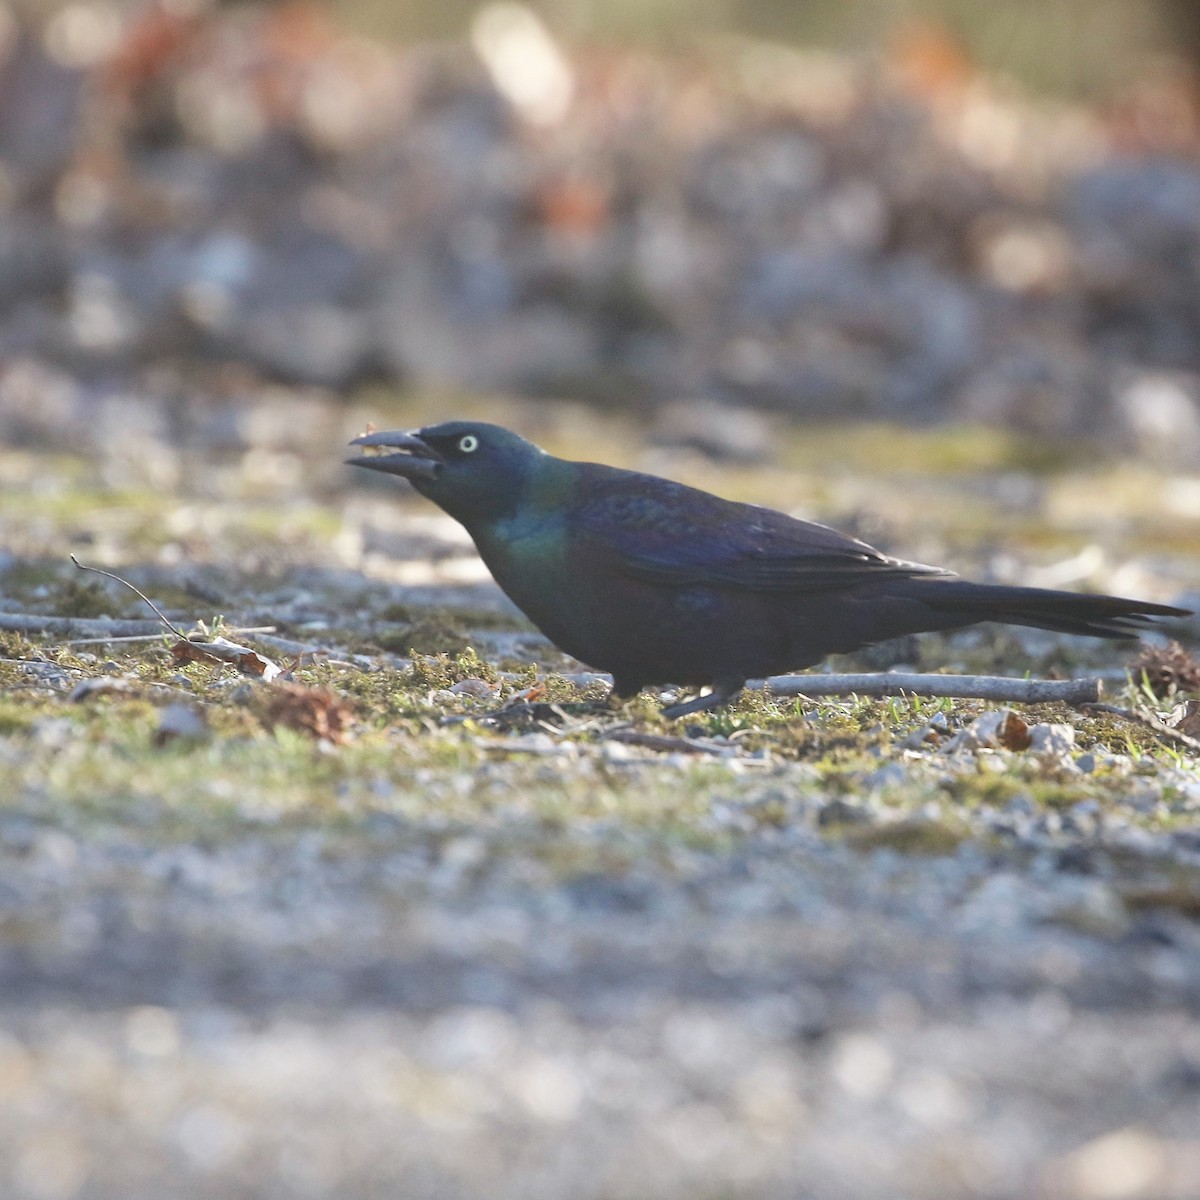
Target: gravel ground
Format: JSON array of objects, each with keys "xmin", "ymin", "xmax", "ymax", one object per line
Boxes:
[
  {"xmin": 4, "ymin": 5, "xmax": 1200, "ymax": 1193},
  {"xmin": 4, "ymin": 470, "xmax": 1200, "ymax": 1199},
  {"xmin": 3, "ymin": 758, "xmax": 1200, "ymax": 1200}
]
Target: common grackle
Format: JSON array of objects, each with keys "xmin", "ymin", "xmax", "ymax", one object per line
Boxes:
[{"xmin": 348, "ymin": 421, "xmax": 1189, "ymax": 718}]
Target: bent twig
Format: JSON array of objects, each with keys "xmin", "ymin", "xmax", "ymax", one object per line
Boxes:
[{"xmin": 760, "ymin": 673, "xmax": 1102, "ymax": 705}]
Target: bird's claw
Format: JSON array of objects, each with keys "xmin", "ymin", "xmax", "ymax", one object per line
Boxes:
[{"xmin": 660, "ymin": 683, "xmax": 744, "ymax": 720}]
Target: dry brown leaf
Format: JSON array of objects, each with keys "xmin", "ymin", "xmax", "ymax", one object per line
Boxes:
[
  {"xmin": 960, "ymin": 708, "xmax": 1031, "ymax": 751},
  {"xmin": 996, "ymin": 709, "xmax": 1032, "ymax": 751},
  {"xmin": 506, "ymin": 682, "xmax": 547, "ymax": 705},
  {"xmin": 261, "ymin": 683, "xmax": 354, "ymax": 744},
  {"xmin": 1134, "ymin": 641, "xmax": 1200, "ymax": 699},
  {"xmin": 172, "ymin": 636, "xmax": 282, "ymax": 681}
]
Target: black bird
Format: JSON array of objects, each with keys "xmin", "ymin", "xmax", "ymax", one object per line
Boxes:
[{"xmin": 348, "ymin": 421, "xmax": 1188, "ymax": 718}]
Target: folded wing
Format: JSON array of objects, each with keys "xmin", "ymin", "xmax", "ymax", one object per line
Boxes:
[{"xmin": 574, "ymin": 471, "xmax": 951, "ymax": 594}]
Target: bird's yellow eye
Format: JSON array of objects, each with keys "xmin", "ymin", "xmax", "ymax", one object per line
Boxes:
[{"xmin": 459, "ymin": 435, "xmax": 479, "ymax": 454}]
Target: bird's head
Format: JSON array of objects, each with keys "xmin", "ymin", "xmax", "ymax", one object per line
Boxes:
[{"xmin": 346, "ymin": 421, "xmax": 546, "ymax": 523}]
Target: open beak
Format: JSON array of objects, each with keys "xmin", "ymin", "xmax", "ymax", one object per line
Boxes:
[{"xmin": 346, "ymin": 429, "xmax": 444, "ymax": 482}]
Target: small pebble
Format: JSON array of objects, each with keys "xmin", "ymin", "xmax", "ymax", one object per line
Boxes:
[{"xmin": 154, "ymin": 704, "xmax": 209, "ymax": 746}]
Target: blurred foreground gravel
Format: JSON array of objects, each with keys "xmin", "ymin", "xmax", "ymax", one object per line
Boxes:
[{"xmin": 3, "ymin": 774, "xmax": 1200, "ymax": 1200}]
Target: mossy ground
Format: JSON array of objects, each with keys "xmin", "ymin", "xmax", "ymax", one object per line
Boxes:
[
  {"xmin": 6, "ymin": 401, "xmax": 1200, "ymax": 1200},
  {"xmin": 0, "ymin": 635, "xmax": 1194, "ymax": 859},
  {"xmin": 2, "ymin": 396, "xmax": 1200, "ymax": 899}
]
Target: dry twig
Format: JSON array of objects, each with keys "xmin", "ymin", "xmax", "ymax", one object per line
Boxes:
[
  {"xmin": 71, "ymin": 556, "xmax": 187, "ymax": 637},
  {"xmin": 0, "ymin": 614, "xmax": 168, "ymax": 638},
  {"xmin": 67, "ymin": 626, "xmax": 277, "ymax": 647},
  {"xmin": 1080, "ymin": 702, "xmax": 1200, "ymax": 755},
  {"xmin": 604, "ymin": 729, "xmax": 736, "ymax": 757},
  {"xmin": 761, "ymin": 672, "xmax": 1102, "ymax": 705},
  {"xmin": 512, "ymin": 670, "xmax": 1104, "ymax": 706}
]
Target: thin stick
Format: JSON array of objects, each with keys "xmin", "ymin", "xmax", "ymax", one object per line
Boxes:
[
  {"xmin": 1080, "ymin": 702, "xmax": 1200, "ymax": 755},
  {"xmin": 605, "ymin": 729, "xmax": 736, "ymax": 757},
  {"xmin": 0, "ymin": 614, "xmax": 169, "ymax": 638},
  {"xmin": 67, "ymin": 626, "xmax": 278, "ymax": 647},
  {"xmin": 67, "ymin": 633, "xmax": 187, "ymax": 647},
  {"xmin": 500, "ymin": 670, "xmax": 1103, "ymax": 706},
  {"xmin": 759, "ymin": 673, "xmax": 1102, "ymax": 705},
  {"xmin": 70, "ymin": 556, "xmax": 187, "ymax": 639},
  {"xmin": 247, "ymin": 632, "xmax": 326, "ymax": 656}
]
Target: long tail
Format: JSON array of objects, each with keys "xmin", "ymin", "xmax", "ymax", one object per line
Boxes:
[{"xmin": 909, "ymin": 580, "xmax": 1189, "ymax": 640}]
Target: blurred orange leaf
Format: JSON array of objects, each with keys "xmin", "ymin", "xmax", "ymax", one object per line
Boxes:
[
  {"xmin": 890, "ymin": 19, "xmax": 977, "ymax": 100},
  {"xmin": 535, "ymin": 176, "xmax": 612, "ymax": 237},
  {"xmin": 262, "ymin": 683, "xmax": 353, "ymax": 744}
]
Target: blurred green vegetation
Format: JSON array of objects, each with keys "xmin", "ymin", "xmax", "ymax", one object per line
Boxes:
[
  {"xmin": 4, "ymin": 0, "xmax": 1195, "ymax": 96},
  {"xmin": 333, "ymin": 0, "xmax": 1189, "ymax": 97}
]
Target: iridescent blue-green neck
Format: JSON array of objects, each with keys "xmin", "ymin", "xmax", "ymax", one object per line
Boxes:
[{"xmin": 446, "ymin": 451, "xmax": 577, "ymax": 537}]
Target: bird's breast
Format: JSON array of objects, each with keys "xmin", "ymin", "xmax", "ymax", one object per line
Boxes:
[{"xmin": 469, "ymin": 516, "xmax": 575, "ymax": 624}]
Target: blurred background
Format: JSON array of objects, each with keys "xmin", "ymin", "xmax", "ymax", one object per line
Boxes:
[
  {"xmin": 3, "ymin": 0, "xmax": 1200, "ymax": 464},
  {"xmin": 6, "ymin": 11, "xmax": 1200, "ymax": 1200},
  {"xmin": 5, "ymin": 0, "xmax": 1200, "ymax": 605}
]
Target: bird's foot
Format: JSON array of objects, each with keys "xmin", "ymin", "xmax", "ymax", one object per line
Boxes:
[
  {"xmin": 450, "ymin": 698, "xmax": 608, "ymax": 729},
  {"xmin": 660, "ymin": 682, "xmax": 744, "ymax": 721}
]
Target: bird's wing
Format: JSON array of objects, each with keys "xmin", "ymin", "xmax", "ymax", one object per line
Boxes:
[{"xmin": 573, "ymin": 473, "xmax": 951, "ymax": 594}]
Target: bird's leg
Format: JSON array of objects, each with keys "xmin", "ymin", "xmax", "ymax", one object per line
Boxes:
[
  {"xmin": 606, "ymin": 676, "xmax": 643, "ymax": 715},
  {"xmin": 660, "ymin": 680, "xmax": 745, "ymax": 720}
]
